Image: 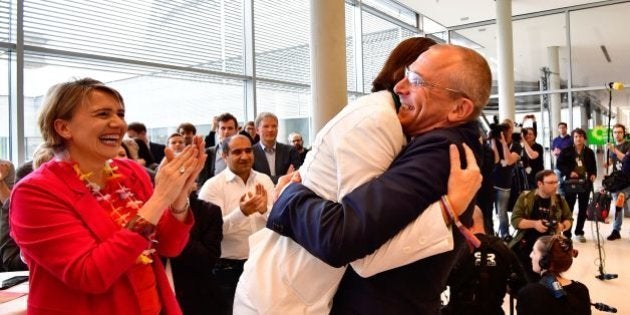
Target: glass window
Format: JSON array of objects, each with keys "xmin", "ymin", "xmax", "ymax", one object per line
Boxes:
[
  {"xmin": 254, "ymin": 0, "xmax": 310, "ymax": 84},
  {"xmin": 24, "ymin": 0, "xmax": 245, "ymax": 74},
  {"xmin": 362, "ymin": 0, "xmax": 416, "ymax": 27},
  {"xmin": 0, "ymin": 51, "xmax": 7, "ymax": 160},
  {"xmin": 361, "ymin": 10, "xmax": 417, "ymax": 93},
  {"xmin": 256, "ymin": 81, "xmax": 310, "ymax": 145},
  {"xmin": 22, "ymin": 51, "xmax": 245, "ymax": 157},
  {"xmin": 345, "ymin": 2, "xmax": 356, "ymax": 92},
  {"xmin": 570, "ymin": 3, "xmax": 630, "ymax": 89}
]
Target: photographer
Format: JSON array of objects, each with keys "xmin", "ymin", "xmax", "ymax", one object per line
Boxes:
[
  {"xmin": 509, "ymin": 170, "xmax": 573, "ymax": 282},
  {"xmin": 491, "ymin": 119, "xmax": 522, "ymax": 239},
  {"xmin": 521, "ymin": 126, "xmax": 544, "ymax": 189},
  {"xmin": 605, "ymin": 124, "xmax": 630, "ymax": 240},
  {"xmin": 556, "ymin": 128, "xmax": 597, "ymax": 242}
]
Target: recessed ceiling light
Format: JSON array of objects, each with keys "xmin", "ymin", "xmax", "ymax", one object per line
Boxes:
[
  {"xmin": 461, "ymin": 17, "xmax": 469, "ymax": 21},
  {"xmin": 478, "ymin": 28, "xmax": 486, "ymax": 32}
]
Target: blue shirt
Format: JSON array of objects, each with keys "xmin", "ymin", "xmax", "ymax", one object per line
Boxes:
[{"xmin": 552, "ymin": 134, "xmax": 572, "ymax": 151}]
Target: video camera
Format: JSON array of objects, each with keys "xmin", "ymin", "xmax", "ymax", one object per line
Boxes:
[
  {"xmin": 487, "ymin": 116, "xmax": 522, "ymax": 142},
  {"xmin": 543, "ymin": 219, "xmax": 558, "ymax": 230}
]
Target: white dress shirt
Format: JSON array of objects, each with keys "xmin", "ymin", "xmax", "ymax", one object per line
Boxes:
[
  {"xmin": 198, "ymin": 168, "xmax": 274, "ymax": 260},
  {"xmin": 234, "ymin": 90, "xmax": 454, "ymax": 314}
]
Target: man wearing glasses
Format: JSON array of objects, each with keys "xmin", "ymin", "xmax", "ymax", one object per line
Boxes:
[
  {"xmin": 509, "ymin": 170, "xmax": 573, "ymax": 282},
  {"xmin": 606, "ymin": 123, "xmax": 630, "ymax": 240},
  {"xmin": 266, "ymin": 44, "xmax": 491, "ymax": 314}
]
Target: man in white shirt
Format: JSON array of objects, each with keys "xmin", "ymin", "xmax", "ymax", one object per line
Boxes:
[{"xmin": 198, "ymin": 134, "xmax": 274, "ymax": 315}]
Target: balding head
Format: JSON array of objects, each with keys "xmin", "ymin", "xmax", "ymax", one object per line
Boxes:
[{"xmin": 425, "ymin": 44, "xmax": 492, "ymax": 117}]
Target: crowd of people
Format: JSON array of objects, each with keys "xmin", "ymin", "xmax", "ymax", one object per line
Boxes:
[{"xmin": 0, "ymin": 38, "xmax": 620, "ymax": 315}]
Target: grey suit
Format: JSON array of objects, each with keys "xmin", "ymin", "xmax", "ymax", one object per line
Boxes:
[{"xmin": 253, "ymin": 142, "xmax": 300, "ymax": 184}]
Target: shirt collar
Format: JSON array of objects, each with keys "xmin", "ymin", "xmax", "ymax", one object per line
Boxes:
[
  {"xmin": 223, "ymin": 167, "xmax": 255, "ymax": 183},
  {"xmin": 260, "ymin": 141, "xmax": 276, "ymax": 152}
]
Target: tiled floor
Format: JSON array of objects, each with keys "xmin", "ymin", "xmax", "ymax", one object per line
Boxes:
[{"xmin": 502, "ymin": 215, "xmax": 630, "ymax": 314}]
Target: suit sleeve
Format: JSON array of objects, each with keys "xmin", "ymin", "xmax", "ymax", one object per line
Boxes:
[
  {"xmin": 350, "ymin": 202, "xmax": 452, "ymax": 277},
  {"xmin": 267, "ymin": 135, "xmax": 453, "ymax": 267},
  {"xmin": 0, "ymin": 199, "xmax": 28, "ymax": 271},
  {"xmin": 288, "ymin": 146, "xmax": 301, "ymax": 171}
]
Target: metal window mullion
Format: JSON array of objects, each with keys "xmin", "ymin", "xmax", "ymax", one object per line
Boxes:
[
  {"xmin": 244, "ymin": 0, "xmax": 256, "ymax": 122},
  {"xmin": 12, "ymin": 0, "xmax": 24, "ymax": 164},
  {"xmin": 353, "ymin": 1, "xmax": 364, "ymax": 93},
  {"xmin": 565, "ymin": 10, "xmax": 573, "ymax": 130}
]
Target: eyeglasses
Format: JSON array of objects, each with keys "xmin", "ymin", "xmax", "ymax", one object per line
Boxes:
[
  {"xmin": 404, "ymin": 67, "xmax": 469, "ymax": 98},
  {"xmin": 543, "ymin": 180, "xmax": 559, "ymax": 185}
]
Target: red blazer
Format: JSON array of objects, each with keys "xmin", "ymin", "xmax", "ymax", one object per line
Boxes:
[{"xmin": 10, "ymin": 158, "xmax": 193, "ymax": 315}]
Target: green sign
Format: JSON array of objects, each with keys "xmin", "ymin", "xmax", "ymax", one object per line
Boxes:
[{"xmin": 587, "ymin": 126, "xmax": 610, "ymax": 145}]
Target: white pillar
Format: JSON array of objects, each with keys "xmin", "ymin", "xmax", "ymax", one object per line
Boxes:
[
  {"xmin": 496, "ymin": 0, "xmax": 515, "ymax": 122},
  {"xmin": 310, "ymin": 0, "xmax": 347, "ymax": 134},
  {"xmin": 548, "ymin": 46, "xmax": 562, "ymax": 137}
]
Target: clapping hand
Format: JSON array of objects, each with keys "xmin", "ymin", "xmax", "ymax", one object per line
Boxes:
[{"xmin": 240, "ymin": 183, "xmax": 268, "ymax": 216}]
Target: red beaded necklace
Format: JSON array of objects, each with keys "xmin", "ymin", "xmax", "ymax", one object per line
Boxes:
[{"xmin": 73, "ymin": 160, "xmax": 155, "ymax": 264}]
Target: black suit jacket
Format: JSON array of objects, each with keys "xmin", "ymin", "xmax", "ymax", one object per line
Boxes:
[
  {"xmin": 267, "ymin": 122, "xmax": 481, "ymax": 314},
  {"xmin": 253, "ymin": 141, "xmax": 300, "ymax": 184},
  {"xmin": 149, "ymin": 142, "xmax": 165, "ymax": 164},
  {"xmin": 0, "ymin": 199, "xmax": 28, "ymax": 271},
  {"xmin": 170, "ymin": 192, "xmax": 223, "ymax": 315},
  {"xmin": 198, "ymin": 146, "xmax": 218, "ymax": 185}
]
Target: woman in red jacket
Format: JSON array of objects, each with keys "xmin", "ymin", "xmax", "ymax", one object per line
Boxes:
[{"xmin": 10, "ymin": 78, "xmax": 206, "ymax": 314}]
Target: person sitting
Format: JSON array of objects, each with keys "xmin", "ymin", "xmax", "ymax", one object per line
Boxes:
[
  {"xmin": 0, "ymin": 145, "xmax": 54, "ymax": 271},
  {"xmin": 517, "ymin": 235, "xmax": 590, "ymax": 315},
  {"xmin": 10, "ymin": 78, "xmax": 206, "ymax": 314},
  {"xmin": 509, "ymin": 170, "xmax": 573, "ymax": 282}
]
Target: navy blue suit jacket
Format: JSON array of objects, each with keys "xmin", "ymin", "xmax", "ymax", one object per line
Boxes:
[
  {"xmin": 253, "ymin": 141, "xmax": 300, "ymax": 184},
  {"xmin": 267, "ymin": 121, "xmax": 481, "ymax": 314}
]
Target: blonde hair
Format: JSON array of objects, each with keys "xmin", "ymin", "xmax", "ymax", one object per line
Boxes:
[
  {"xmin": 37, "ymin": 78, "xmax": 124, "ymax": 152},
  {"xmin": 32, "ymin": 143, "xmax": 54, "ymax": 169}
]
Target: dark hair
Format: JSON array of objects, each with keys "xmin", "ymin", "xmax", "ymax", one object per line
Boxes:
[
  {"xmin": 535, "ymin": 170, "xmax": 556, "ymax": 183},
  {"xmin": 216, "ymin": 112, "xmax": 238, "ymax": 128},
  {"xmin": 522, "ymin": 127, "xmax": 535, "ymax": 137},
  {"xmin": 127, "ymin": 122, "xmax": 147, "ymax": 134},
  {"xmin": 571, "ymin": 128, "xmax": 587, "ymax": 141},
  {"xmin": 177, "ymin": 122, "xmax": 197, "ymax": 135},
  {"xmin": 167, "ymin": 133, "xmax": 183, "ymax": 141},
  {"xmin": 613, "ymin": 123, "xmax": 626, "ymax": 134},
  {"xmin": 221, "ymin": 134, "xmax": 251, "ymax": 155},
  {"xmin": 536, "ymin": 235, "xmax": 577, "ymax": 275},
  {"xmin": 557, "ymin": 122, "xmax": 567, "ymax": 128},
  {"xmin": 371, "ymin": 37, "xmax": 437, "ymax": 93}
]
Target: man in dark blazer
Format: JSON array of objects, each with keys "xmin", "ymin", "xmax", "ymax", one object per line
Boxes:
[
  {"xmin": 127, "ymin": 122, "xmax": 165, "ymax": 169},
  {"xmin": 198, "ymin": 113, "xmax": 239, "ymax": 185},
  {"xmin": 267, "ymin": 45, "xmax": 492, "ymax": 314},
  {"xmin": 169, "ymin": 191, "xmax": 224, "ymax": 315},
  {"xmin": 252, "ymin": 112, "xmax": 300, "ymax": 184}
]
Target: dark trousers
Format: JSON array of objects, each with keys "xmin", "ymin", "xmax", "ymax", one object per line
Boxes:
[
  {"xmin": 212, "ymin": 258, "xmax": 246, "ymax": 315},
  {"xmin": 564, "ymin": 191, "xmax": 590, "ymax": 237}
]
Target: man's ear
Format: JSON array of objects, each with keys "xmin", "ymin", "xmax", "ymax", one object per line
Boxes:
[
  {"xmin": 447, "ymin": 98, "xmax": 475, "ymax": 123},
  {"xmin": 53, "ymin": 119, "xmax": 72, "ymax": 140}
]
